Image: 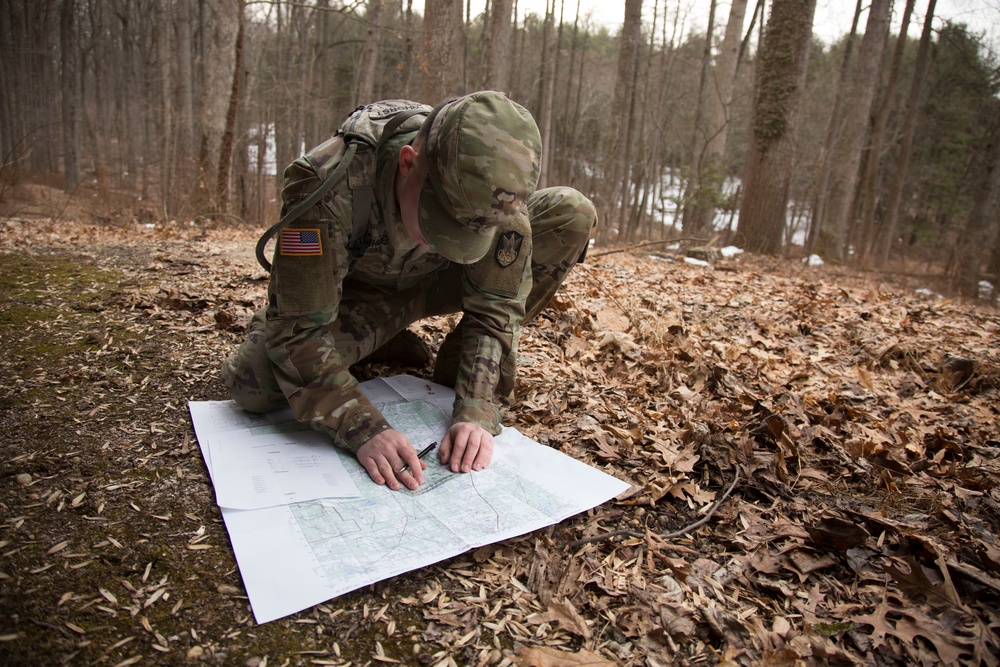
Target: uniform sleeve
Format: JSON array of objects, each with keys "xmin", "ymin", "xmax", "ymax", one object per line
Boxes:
[
  {"xmin": 451, "ymin": 214, "xmax": 533, "ymax": 433},
  {"xmin": 263, "ymin": 163, "xmax": 391, "ymax": 453}
]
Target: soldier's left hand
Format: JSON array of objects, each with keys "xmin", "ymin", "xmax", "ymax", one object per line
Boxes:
[{"xmin": 439, "ymin": 422, "xmax": 494, "ymax": 473}]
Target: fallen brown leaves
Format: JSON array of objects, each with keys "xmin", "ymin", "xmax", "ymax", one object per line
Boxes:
[{"xmin": 1, "ymin": 213, "xmax": 998, "ymax": 666}]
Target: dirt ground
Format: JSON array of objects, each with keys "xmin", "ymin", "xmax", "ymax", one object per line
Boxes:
[{"xmin": 2, "ymin": 185, "xmax": 999, "ymax": 666}]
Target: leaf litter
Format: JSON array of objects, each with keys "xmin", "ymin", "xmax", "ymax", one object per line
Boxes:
[{"xmin": 0, "ymin": 212, "xmax": 998, "ymax": 666}]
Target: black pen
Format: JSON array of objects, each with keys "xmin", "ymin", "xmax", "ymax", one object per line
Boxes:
[{"xmin": 399, "ymin": 442, "xmax": 437, "ymax": 473}]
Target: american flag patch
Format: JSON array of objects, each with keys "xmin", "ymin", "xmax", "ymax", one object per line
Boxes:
[{"xmin": 280, "ymin": 228, "xmax": 322, "ymax": 256}]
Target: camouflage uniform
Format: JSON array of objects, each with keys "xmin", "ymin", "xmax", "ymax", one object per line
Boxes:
[{"xmin": 222, "ymin": 92, "xmax": 595, "ymax": 453}]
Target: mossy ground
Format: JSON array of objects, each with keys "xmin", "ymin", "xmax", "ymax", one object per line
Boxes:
[{"xmin": 0, "ymin": 240, "xmax": 532, "ymax": 666}]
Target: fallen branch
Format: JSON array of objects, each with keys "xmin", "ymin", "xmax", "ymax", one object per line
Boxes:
[
  {"xmin": 567, "ymin": 466, "xmax": 741, "ymax": 549},
  {"xmin": 590, "ymin": 237, "xmax": 709, "ymax": 259}
]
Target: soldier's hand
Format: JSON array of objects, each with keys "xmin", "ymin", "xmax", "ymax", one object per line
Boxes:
[
  {"xmin": 440, "ymin": 423, "xmax": 494, "ymax": 473},
  {"xmin": 356, "ymin": 430, "xmax": 427, "ymax": 491}
]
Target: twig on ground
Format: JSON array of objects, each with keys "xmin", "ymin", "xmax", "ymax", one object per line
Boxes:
[{"xmin": 567, "ymin": 466, "xmax": 741, "ymax": 549}]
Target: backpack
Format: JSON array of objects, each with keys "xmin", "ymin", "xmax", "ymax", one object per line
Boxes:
[{"xmin": 255, "ymin": 100, "xmax": 432, "ymax": 271}]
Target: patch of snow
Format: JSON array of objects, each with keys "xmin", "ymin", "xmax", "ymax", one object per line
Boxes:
[
  {"xmin": 684, "ymin": 257, "xmax": 711, "ymax": 268},
  {"xmin": 720, "ymin": 246, "xmax": 743, "ymax": 258},
  {"xmin": 804, "ymin": 254, "xmax": 824, "ymax": 266}
]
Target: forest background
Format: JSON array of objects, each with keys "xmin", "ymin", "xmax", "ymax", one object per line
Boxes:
[{"xmin": 2, "ymin": 0, "xmax": 1000, "ymax": 299}]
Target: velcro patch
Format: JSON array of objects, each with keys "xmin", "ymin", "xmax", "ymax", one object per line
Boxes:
[{"xmin": 280, "ymin": 228, "xmax": 323, "ymax": 256}]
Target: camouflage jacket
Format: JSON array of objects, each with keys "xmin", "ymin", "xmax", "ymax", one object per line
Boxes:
[{"xmin": 264, "ymin": 130, "xmax": 532, "ymax": 452}]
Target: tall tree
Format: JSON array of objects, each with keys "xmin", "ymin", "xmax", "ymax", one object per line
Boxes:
[
  {"xmin": 814, "ymin": 0, "xmax": 891, "ymax": 262},
  {"xmin": 857, "ymin": 0, "xmax": 915, "ymax": 266},
  {"xmin": 685, "ymin": 0, "xmax": 749, "ymax": 235},
  {"xmin": 198, "ymin": 0, "xmax": 241, "ymax": 210},
  {"xmin": 736, "ymin": 0, "xmax": 817, "ymax": 254},
  {"xmin": 217, "ymin": 0, "xmax": 246, "ymax": 213},
  {"xmin": 419, "ymin": 0, "xmax": 464, "ymax": 103},
  {"xmin": 174, "ymin": 0, "xmax": 197, "ymax": 202},
  {"xmin": 356, "ymin": 0, "xmax": 385, "ymax": 105},
  {"xmin": 807, "ymin": 0, "xmax": 863, "ymax": 254},
  {"xmin": 537, "ymin": 0, "xmax": 557, "ymax": 188},
  {"xmin": 874, "ymin": 0, "xmax": 937, "ymax": 265},
  {"xmin": 401, "ymin": 0, "xmax": 416, "ymax": 98},
  {"xmin": 60, "ymin": 0, "xmax": 80, "ymax": 192},
  {"xmin": 953, "ymin": 102, "xmax": 1000, "ymax": 297},
  {"xmin": 485, "ymin": 0, "xmax": 513, "ymax": 92},
  {"xmin": 600, "ymin": 0, "xmax": 642, "ymax": 239},
  {"xmin": 682, "ymin": 0, "xmax": 718, "ymax": 236}
]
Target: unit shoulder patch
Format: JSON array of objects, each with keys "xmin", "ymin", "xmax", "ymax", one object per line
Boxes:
[{"xmin": 495, "ymin": 230, "xmax": 524, "ymax": 268}]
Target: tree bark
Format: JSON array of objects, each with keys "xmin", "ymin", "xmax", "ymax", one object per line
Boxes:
[
  {"xmin": 682, "ymin": 0, "xmax": 717, "ymax": 236},
  {"xmin": 952, "ymin": 103, "xmax": 1000, "ymax": 297},
  {"xmin": 600, "ymin": 0, "xmax": 642, "ymax": 240},
  {"xmin": 691, "ymin": 0, "xmax": 749, "ymax": 234},
  {"xmin": 175, "ymin": 0, "xmax": 196, "ymax": 195},
  {"xmin": 401, "ymin": 0, "xmax": 416, "ymax": 99},
  {"xmin": 736, "ymin": 0, "xmax": 817, "ymax": 254},
  {"xmin": 356, "ymin": 0, "xmax": 385, "ymax": 105},
  {"xmin": 813, "ymin": 0, "xmax": 891, "ymax": 262},
  {"xmin": 419, "ymin": 0, "xmax": 464, "ymax": 103},
  {"xmin": 485, "ymin": 0, "xmax": 513, "ymax": 92},
  {"xmin": 806, "ymin": 0, "xmax": 862, "ymax": 254},
  {"xmin": 217, "ymin": 0, "xmax": 245, "ymax": 213},
  {"xmin": 60, "ymin": 0, "xmax": 80, "ymax": 192},
  {"xmin": 537, "ymin": 0, "xmax": 556, "ymax": 188},
  {"xmin": 875, "ymin": 0, "xmax": 937, "ymax": 265},
  {"xmin": 198, "ymin": 0, "xmax": 240, "ymax": 211},
  {"xmin": 857, "ymin": 0, "xmax": 915, "ymax": 266}
]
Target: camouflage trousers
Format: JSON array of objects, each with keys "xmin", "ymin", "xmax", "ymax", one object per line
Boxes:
[{"xmin": 222, "ymin": 186, "xmax": 595, "ymax": 413}]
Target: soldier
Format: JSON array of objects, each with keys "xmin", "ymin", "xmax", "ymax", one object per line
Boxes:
[{"xmin": 222, "ymin": 91, "xmax": 595, "ymax": 491}]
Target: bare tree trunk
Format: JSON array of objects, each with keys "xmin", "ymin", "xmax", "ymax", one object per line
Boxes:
[
  {"xmin": 857, "ymin": 0, "xmax": 915, "ymax": 266},
  {"xmin": 806, "ymin": 0, "xmax": 862, "ymax": 254},
  {"xmin": 217, "ymin": 0, "xmax": 245, "ymax": 213},
  {"xmin": 953, "ymin": 106, "xmax": 1000, "ymax": 298},
  {"xmin": 485, "ymin": 0, "xmax": 513, "ymax": 92},
  {"xmin": 569, "ymin": 26, "xmax": 588, "ymax": 190},
  {"xmin": 401, "ymin": 0, "xmax": 416, "ymax": 98},
  {"xmin": 60, "ymin": 0, "xmax": 80, "ymax": 192},
  {"xmin": 154, "ymin": 0, "xmax": 173, "ymax": 215},
  {"xmin": 0, "ymin": 1, "xmax": 17, "ymax": 170},
  {"xmin": 690, "ymin": 0, "xmax": 748, "ymax": 234},
  {"xmin": 557, "ymin": 0, "xmax": 580, "ymax": 185},
  {"xmin": 198, "ymin": 0, "xmax": 240, "ymax": 212},
  {"xmin": 420, "ymin": 0, "xmax": 464, "ymax": 103},
  {"xmin": 175, "ymin": 0, "xmax": 196, "ymax": 199},
  {"xmin": 537, "ymin": 0, "xmax": 556, "ymax": 188},
  {"xmin": 875, "ymin": 0, "xmax": 937, "ymax": 266},
  {"xmin": 736, "ymin": 0, "xmax": 817, "ymax": 254},
  {"xmin": 624, "ymin": 0, "xmax": 662, "ymax": 239},
  {"xmin": 600, "ymin": 0, "xmax": 642, "ymax": 241},
  {"xmin": 356, "ymin": 0, "xmax": 384, "ymax": 105},
  {"xmin": 682, "ymin": 0, "xmax": 717, "ymax": 235},
  {"xmin": 813, "ymin": 0, "xmax": 891, "ymax": 262}
]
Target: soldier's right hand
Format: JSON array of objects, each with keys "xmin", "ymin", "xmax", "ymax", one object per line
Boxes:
[{"xmin": 356, "ymin": 429, "xmax": 427, "ymax": 491}]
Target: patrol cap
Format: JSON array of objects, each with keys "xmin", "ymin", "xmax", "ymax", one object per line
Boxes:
[{"xmin": 418, "ymin": 91, "xmax": 541, "ymax": 264}]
